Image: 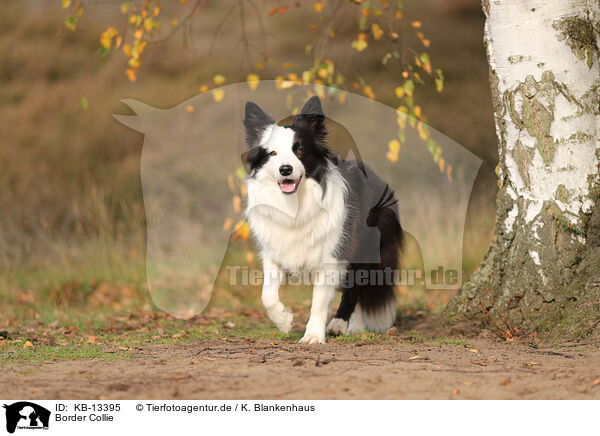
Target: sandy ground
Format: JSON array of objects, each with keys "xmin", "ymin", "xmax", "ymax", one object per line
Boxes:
[{"xmin": 3, "ymin": 338, "xmax": 600, "ymax": 400}]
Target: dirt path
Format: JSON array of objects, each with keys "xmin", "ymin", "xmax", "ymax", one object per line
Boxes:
[{"xmin": 3, "ymin": 338, "xmax": 600, "ymax": 399}]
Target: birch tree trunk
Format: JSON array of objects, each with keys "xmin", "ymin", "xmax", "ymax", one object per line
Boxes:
[{"xmin": 446, "ymin": 0, "xmax": 600, "ymax": 338}]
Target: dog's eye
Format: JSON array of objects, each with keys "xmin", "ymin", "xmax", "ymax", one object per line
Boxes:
[
  {"xmin": 269, "ymin": 151, "xmax": 277, "ymax": 156},
  {"xmin": 296, "ymin": 147, "xmax": 303, "ymax": 156}
]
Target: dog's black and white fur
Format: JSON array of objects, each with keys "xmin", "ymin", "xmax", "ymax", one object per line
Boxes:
[{"xmin": 244, "ymin": 96, "xmax": 403, "ymax": 344}]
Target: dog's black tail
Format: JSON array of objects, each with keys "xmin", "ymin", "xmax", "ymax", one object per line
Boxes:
[{"xmin": 357, "ymin": 185, "xmax": 403, "ymax": 332}]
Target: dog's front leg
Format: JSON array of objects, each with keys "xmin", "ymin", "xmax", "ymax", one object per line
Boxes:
[
  {"xmin": 261, "ymin": 258, "xmax": 293, "ymax": 334},
  {"xmin": 300, "ymin": 280, "xmax": 335, "ymax": 345}
]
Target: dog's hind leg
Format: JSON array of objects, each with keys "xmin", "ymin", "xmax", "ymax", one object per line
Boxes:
[
  {"xmin": 327, "ymin": 290, "xmax": 357, "ymax": 335},
  {"xmin": 347, "ymin": 303, "xmax": 366, "ymax": 334},
  {"xmin": 261, "ymin": 258, "xmax": 293, "ymax": 334}
]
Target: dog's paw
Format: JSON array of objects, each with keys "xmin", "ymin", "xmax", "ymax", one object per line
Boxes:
[
  {"xmin": 327, "ymin": 317, "xmax": 348, "ymax": 336},
  {"xmin": 269, "ymin": 306, "xmax": 294, "ymax": 334},
  {"xmin": 299, "ymin": 330, "xmax": 326, "ymax": 345}
]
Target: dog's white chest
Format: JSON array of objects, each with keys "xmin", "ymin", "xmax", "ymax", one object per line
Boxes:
[{"xmin": 246, "ymin": 172, "xmax": 347, "ymax": 271}]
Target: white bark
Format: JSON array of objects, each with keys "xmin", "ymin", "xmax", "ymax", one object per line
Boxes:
[
  {"xmin": 447, "ymin": 0, "xmax": 600, "ymax": 326},
  {"xmin": 485, "ymin": 0, "xmax": 599, "ymax": 265}
]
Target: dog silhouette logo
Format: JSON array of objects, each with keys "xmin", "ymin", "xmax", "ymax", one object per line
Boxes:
[
  {"xmin": 113, "ymin": 81, "xmax": 482, "ymax": 318},
  {"xmin": 3, "ymin": 402, "xmax": 50, "ymax": 434}
]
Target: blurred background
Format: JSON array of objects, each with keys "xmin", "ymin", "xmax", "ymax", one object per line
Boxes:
[{"xmin": 0, "ymin": 0, "xmax": 497, "ymax": 324}]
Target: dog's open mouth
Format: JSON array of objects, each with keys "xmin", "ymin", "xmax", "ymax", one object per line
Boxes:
[{"xmin": 278, "ymin": 177, "xmax": 302, "ymax": 194}]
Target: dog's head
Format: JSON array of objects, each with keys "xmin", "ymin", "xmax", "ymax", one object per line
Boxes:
[{"xmin": 243, "ymin": 96, "xmax": 332, "ymax": 195}]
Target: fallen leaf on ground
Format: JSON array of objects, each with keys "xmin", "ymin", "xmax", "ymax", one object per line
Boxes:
[
  {"xmin": 0, "ymin": 340, "xmax": 6, "ymax": 347},
  {"xmin": 386, "ymin": 327, "xmax": 399, "ymax": 336},
  {"xmin": 469, "ymin": 349, "xmax": 479, "ymax": 353},
  {"xmin": 500, "ymin": 378, "xmax": 512, "ymax": 386},
  {"xmin": 524, "ymin": 361, "xmax": 540, "ymax": 367},
  {"xmin": 591, "ymin": 379, "xmax": 600, "ymax": 386},
  {"xmin": 461, "ymin": 381, "xmax": 473, "ymax": 386},
  {"xmin": 452, "ymin": 388, "xmax": 460, "ymax": 395},
  {"xmin": 86, "ymin": 335, "xmax": 99, "ymax": 344},
  {"xmin": 409, "ymin": 355, "xmax": 427, "ymax": 360},
  {"xmin": 23, "ymin": 341, "xmax": 33, "ymax": 348}
]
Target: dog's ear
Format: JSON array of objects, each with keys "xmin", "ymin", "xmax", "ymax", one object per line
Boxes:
[
  {"xmin": 243, "ymin": 102, "xmax": 274, "ymax": 147},
  {"xmin": 294, "ymin": 96, "xmax": 326, "ymax": 138},
  {"xmin": 299, "ymin": 96, "xmax": 324, "ymax": 116}
]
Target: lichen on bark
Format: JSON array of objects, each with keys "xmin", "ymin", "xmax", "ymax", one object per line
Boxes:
[{"xmin": 553, "ymin": 16, "xmax": 599, "ymax": 68}]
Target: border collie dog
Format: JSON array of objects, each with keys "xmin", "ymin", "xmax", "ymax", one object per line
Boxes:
[{"xmin": 244, "ymin": 96, "xmax": 403, "ymax": 344}]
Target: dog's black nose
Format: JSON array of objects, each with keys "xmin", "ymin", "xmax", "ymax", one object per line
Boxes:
[{"xmin": 279, "ymin": 165, "xmax": 293, "ymax": 176}]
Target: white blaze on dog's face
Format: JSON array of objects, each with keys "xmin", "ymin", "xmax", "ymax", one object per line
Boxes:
[
  {"xmin": 257, "ymin": 125, "xmax": 304, "ymax": 194},
  {"xmin": 243, "ymin": 96, "xmax": 330, "ymax": 195}
]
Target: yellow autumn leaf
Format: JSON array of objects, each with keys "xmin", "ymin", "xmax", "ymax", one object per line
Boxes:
[
  {"xmin": 62, "ymin": 0, "xmax": 71, "ymax": 8},
  {"xmin": 134, "ymin": 29, "xmax": 144, "ymax": 40},
  {"xmin": 223, "ymin": 217, "xmax": 234, "ymax": 233},
  {"xmin": 212, "ymin": 89, "xmax": 225, "ymax": 102},
  {"xmin": 171, "ymin": 18, "xmax": 179, "ymax": 26},
  {"xmin": 388, "ymin": 139, "xmax": 401, "ymax": 153},
  {"xmin": 232, "ymin": 220, "xmax": 251, "ymax": 241},
  {"xmin": 438, "ymin": 157, "xmax": 445, "ymax": 173},
  {"xmin": 395, "ymin": 87, "xmax": 404, "ymax": 98},
  {"xmin": 213, "ymin": 74, "xmax": 226, "ymax": 85},
  {"xmin": 247, "ymin": 74, "xmax": 260, "ymax": 90},
  {"xmin": 23, "ymin": 341, "xmax": 33, "ymax": 348},
  {"xmin": 351, "ymin": 38, "xmax": 368, "ymax": 52},
  {"xmin": 199, "ymin": 84, "xmax": 208, "ymax": 93},
  {"xmin": 386, "ymin": 150, "xmax": 398, "ymax": 163},
  {"xmin": 232, "ymin": 195, "xmax": 242, "ymax": 214},
  {"xmin": 185, "ymin": 105, "xmax": 195, "ymax": 113},
  {"xmin": 128, "ymin": 57, "xmax": 141, "ymax": 68},
  {"xmin": 279, "ymin": 80, "xmax": 296, "ymax": 90},
  {"xmin": 314, "ymin": 2, "xmax": 323, "ymax": 13},
  {"xmin": 418, "ymin": 122, "xmax": 430, "ymax": 141},
  {"xmin": 144, "ymin": 18, "xmax": 154, "ymax": 31},
  {"xmin": 371, "ymin": 23, "xmax": 383, "ymax": 41},
  {"xmin": 363, "ymin": 85, "xmax": 375, "ymax": 99},
  {"xmin": 411, "ymin": 20, "xmax": 422, "ymax": 28},
  {"xmin": 126, "ymin": 68, "xmax": 137, "ymax": 82},
  {"xmin": 100, "ymin": 27, "xmax": 118, "ymax": 49}
]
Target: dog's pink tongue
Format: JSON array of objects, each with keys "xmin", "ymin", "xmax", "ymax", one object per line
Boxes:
[{"xmin": 280, "ymin": 181, "xmax": 296, "ymax": 193}]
